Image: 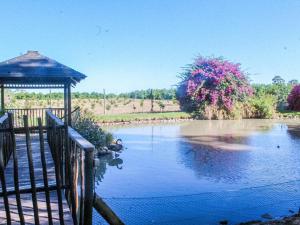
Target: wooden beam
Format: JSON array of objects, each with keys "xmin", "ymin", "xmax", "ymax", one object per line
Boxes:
[
  {"xmin": 83, "ymin": 148, "xmax": 94, "ymax": 225},
  {"xmin": 1, "ymin": 85, "xmax": 4, "ymax": 112},
  {"xmin": 38, "ymin": 118, "xmax": 53, "ymax": 225},
  {"xmin": 64, "ymin": 84, "xmax": 69, "ymax": 126},
  {"xmin": 93, "ymin": 194, "xmax": 125, "ymax": 225},
  {"xmin": 63, "ymin": 83, "xmax": 71, "ymax": 214},
  {"xmin": 67, "ymin": 83, "xmax": 72, "ymax": 126},
  {"xmin": 23, "ymin": 115, "xmax": 40, "ymax": 225},
  {"xmin": 3, "ymin": 84, "xmax": 65, "ymax": 89},
  {"xmin": 8, "ymin": 113, "xmax": 25, "ymax": 224}
]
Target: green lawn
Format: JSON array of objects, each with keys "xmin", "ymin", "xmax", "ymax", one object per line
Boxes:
[
  {"xmin": 95, "ymin": 111, "xmax": 191, "ymax": 123},
  {"xmin": 278, "ymin": 110, "xmax": 300, "ymax": 117}
]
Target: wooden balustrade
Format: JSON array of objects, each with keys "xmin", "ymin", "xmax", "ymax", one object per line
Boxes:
[
  {"xmin": 0, "ymin": 110, "xmax": 122, "ymax": 225},
  {"xmin": 0, "ymin": 114, "xmax": 12, "ymax": 167},
  {"xmin": 46, "ymin": 110, "xmax": 94, "ymax": 225},
  {"xmin": 46, "ymin": 110, "xmax": 124, "ymax": 225},
  {"xmin": 5, "ymin": 108, "xmax": 64, "ymax": 128},
  {"xmin": 0, "ymin": 113, "xmax": 13, "ymax": 224}
]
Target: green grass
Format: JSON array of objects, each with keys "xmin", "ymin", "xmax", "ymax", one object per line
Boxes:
[
  {"xmin": 278, "ymin": 110, "xmax": 300, "ymax": 117},
  {"xmin": 95, "ymin": 111, "xmax": 191, "ymax": 123}
]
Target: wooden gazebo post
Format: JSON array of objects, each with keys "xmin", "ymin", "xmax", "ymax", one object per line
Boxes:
[
  {"xmin": 68, "ymin": 84, "xmax": 72, "ymax": 126},
  {"xmin": 64, "ymin": 82, "xmax": 72, "ymax": 127},
  {"xmin": 1, "ymin": 84, "xmax": 4, "ymax": 112}
]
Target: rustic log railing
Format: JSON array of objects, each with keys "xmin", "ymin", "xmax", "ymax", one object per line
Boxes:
[
  {"xmin": 0, "ymin": 110, "xmax": 123, "ymax": 224},
  {"xmin": 93, "ymin": 194, "xmax": 125, "ymax": 225},
  {"xmin": 46, "ymin": 110, "xmax": 124, "ymax": 225},
  {"xmin": 0, "ymin": 113, "xmax": 12, "ymax": 224},
  {"xmin": 0, "ymin": 112, "xmax": 72, "ymax": 224},
  {"xmin": 5, "ymin": 108, "xmax": 64, "ymax": 128},
  {"xmin": 46, "ymin": 110, "xmax": 94, "ymax": 225},
  {"xmin": 0, "ymin": 114, "xmax": 12, "ymax": 167}
]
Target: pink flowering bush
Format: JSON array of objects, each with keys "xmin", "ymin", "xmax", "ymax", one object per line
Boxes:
[
  {"xmin": 177, "ymin": 56, "xmax": 253, "ymax": 118},
  {"xmin": 287, "ymin": 85, "xmax": 300, "ymax": 111}
]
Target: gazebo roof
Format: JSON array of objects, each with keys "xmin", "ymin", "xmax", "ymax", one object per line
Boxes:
[{"xmin": 0, "ymin": 51, "xmax": 86, "ymax": 88}]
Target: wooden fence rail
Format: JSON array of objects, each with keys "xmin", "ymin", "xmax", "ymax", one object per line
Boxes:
[
  {"xmin": 46, "ymin": 110, "xmax": 94, "ymax": 225},
  {"xmin": 5, "ymin": 108, "xmax": 64, "ymax": 128},
  {"xmin": 0, "ymin": 113, "xmax": 12, "ymax": 224},
  {"xmin": 0, "ymin": 114, "xmax": 12, "ymax": 167},
  {"xmin": 0, "ymin": 110, "xmax": 123, "ymax": 225}
]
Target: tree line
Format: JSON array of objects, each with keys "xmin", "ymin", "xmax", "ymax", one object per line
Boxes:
[
  {"xmin": 252, "ymin": 76, "xmax": 299, "ymax": 106},
  {"xmin": 13, "ymin": 88, "xmax": 177, "ymax": 100},
  {"xmin": 11, "ymin": 75, "xmax": 299, "ymax": 105}
]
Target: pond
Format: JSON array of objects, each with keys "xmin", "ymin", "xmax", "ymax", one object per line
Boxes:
[{"xmin": 93, "ymin": 119, "xmax": 300, "ymax": 225}]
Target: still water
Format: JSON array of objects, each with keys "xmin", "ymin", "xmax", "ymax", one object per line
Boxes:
[{"xmin": 94, "ymin": 119, "xmax": 300, "ymax": 225}]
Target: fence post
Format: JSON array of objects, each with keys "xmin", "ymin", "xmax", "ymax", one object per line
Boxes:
[
  {"xmin": 1, "ymin": 85, "xmax": 4, "ymax": 112},
  {"xmin": 84, "ymin": 147, "xmax": 94, "ymax": 225}
]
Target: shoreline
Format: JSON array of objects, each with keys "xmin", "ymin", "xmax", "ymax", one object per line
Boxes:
[
  {"xmin": 94, "ymin": 110, "xmax": 300, "ymax": 126},
  {"xmin": 240, "ymin": 213, "xmax": 300, "ymax": 225},
  {"xmin": 98, "ymin": 117, "xmax": 194, "ymax": 126},
  {"xmin": 97, "ymin": 117, "xmax": 300, "ymax": 126}
]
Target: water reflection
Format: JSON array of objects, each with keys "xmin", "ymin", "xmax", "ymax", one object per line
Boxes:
[
  {"xmin": 180, "ymin": 119, "xmax": 275, "ymax": 151},
  {"xmin": 96, "ymin": 120, "xmax": 300, "ymax": 189},
  {"xmin": 94, "ymin": 153, "xmax": 123, "ymax": 185},
  {"xmin": 178, "ymin": 119, "xmax": 300, "ymax": 186},
  {"xmin": 94, "ymin": 120, "xmax": 300, "ymax": 224},
  {"xmin": 176, "ymin": 120, "xmax": 274, "ymax": 183},
  {"xmin": 178, "ymin": 142, "xmax": 250, "ymax": 183},
  {"xmin": 287, "ymin": 123, "xmax": 300, "ymax": 138}
]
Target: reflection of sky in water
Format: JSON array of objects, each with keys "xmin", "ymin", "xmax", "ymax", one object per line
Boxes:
[{"xmin": 95, "ymin": 120, "xmax": 300, "ymax": 224}]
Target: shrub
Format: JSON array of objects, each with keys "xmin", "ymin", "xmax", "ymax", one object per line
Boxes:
[
  {"xmin": 288, "ymin": 84, "xmax": 300, "ymax": 111},
  {"xmin": 140, "ymin": 99, "xmax": 144, "ymax": 107},
  {"xmin": 177, "ymin": 56, "xmax": 253, "ymax": 117},
  {"xmin": 73, "ymin": 113, "xmax": 113, "ymax": 149},
  {"xmin": 247, "ymin": 95, "xmax": 277, "ymax": 118},
  {"xmin": 105, "ymin": 104, "xmax": 111, "ymax": 111},
  {"xmin": 252, "ymin": 83, "xmax": 292, "ymax": 108},
  {"xmin": 157, "ymin": 101, "xmax": 165, "ymax": 112}
]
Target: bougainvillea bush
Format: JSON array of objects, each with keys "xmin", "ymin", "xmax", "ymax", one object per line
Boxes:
[
  {"xmin": 177, "ymin": 56, "xmax": 253, "ymax": 119},
  {"xmin": 287, "ymin": 85, "xmax": 300, "ymax": 111}
]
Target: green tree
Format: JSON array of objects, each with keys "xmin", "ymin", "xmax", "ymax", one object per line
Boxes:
[
  {"xmin": 288, "ymin": 79, "xmax": 299, "ymax": 85},
  {"xmin": 157, "ymin": 101, "xmax": 165, "ymax": 112},
  {"xmin": 272, "ymin": 75, "xmax": 285, "ymax": 85}
]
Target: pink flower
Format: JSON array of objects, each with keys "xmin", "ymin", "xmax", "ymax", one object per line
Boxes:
[
  {"xmin": 178, "ymin": 56, "xmax": 253, "ymax": 112},
  {"xmin": 288, "ymin": 85, "xmax": 300, "ymax": 111}
]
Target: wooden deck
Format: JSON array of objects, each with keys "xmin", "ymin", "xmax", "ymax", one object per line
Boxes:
[{"xmin": 0, "ymin": 134, "xmax": 73, "ymax": 225}]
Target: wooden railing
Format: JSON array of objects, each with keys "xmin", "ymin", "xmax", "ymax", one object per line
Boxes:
[
  {"xmin": 0, "ymin": 113, "xmax": 14, "ymax": 224},
  {"xmin": 46, "ymin": 110, "xmax": 124, "ymax": 225},
  {"xmin": 0, "ymin": 113, "xmax": 51, "ymax": 225},
  {"xmin": 0, "ymin": 110, "xmax": 123, "ymax": 225},
  {"xmin": 0, "ymin": 114, "xmax": 12, "ymax": 167},
  {"xmin": 46, "ymin": 110, "xmax": 94, "ymax": 225},
  {"xmin": 5, "ymin": 108, "xmax": 64, "ymax": 128},
  {"xmin": 93, "ymin": 194, "xmax": 125, "ymax": 225}
]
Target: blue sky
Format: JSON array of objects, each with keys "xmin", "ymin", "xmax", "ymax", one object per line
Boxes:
[{"xmin": 0, "ymin": 0, "xmax": 300, "ymax": 93}]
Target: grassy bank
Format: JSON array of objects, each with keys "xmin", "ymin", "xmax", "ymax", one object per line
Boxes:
[
  {"xmin": 94, "ymin": 110, "xmax": 300, "ymax": 123},
  {"xmin": 278, "ymin": 110, "xmax": 300, "ymax": 118},
  {"xmin": 95, "ymin": 112, "xmax": 191, "ymax": 123}
]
